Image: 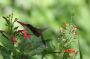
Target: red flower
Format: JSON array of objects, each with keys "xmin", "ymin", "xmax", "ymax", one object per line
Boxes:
[
  {"xmin": 12, "ymin": 36, "xmax": 17, "ymax": 44},
  {"xmin": 18, "ymin": 30, "xmax": 31, "ymax": 39},
  {"xmin": 23, "ymin": 33, "xmax": 31, "ymax": 39},
  {"xmin": 64, "ymin": 49, "xmax": 76, "ymax": 53}
]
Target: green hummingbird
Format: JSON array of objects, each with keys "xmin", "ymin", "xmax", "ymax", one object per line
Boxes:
[{"xmin": 17, "ymin": 21, "xmax": 47, "ymax": 46}]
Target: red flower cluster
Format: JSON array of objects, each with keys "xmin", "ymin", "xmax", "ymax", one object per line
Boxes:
[
  {"xmin": 18, "ymin": 30, "xmax": 31, "ymax": 39},
  {"xmin": 64, "ymin": 49, "xmax": 76, "ymax": 53}
]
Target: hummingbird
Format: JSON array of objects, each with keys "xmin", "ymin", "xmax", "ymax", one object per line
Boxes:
[{"xmin": 17, "ymin": 21, "xmax": 47, "ymax": 46}]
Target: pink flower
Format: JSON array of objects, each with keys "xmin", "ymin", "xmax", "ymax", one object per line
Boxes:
[
  {"xmin": 23, "ymin": 33, "xmax": 31, "ymax": 39},
  {"xmin": 18, "ymin": 30, "xmax": 31, "ymax": 39}
]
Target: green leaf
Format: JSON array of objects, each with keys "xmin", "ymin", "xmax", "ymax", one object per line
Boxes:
[
  {"xmin": 0, "ymin": 45, "xmax": 11, "ymax": 59},
  {"xmin": 14, "ymin": 26, "xmax": 19, "ymax": 30}
]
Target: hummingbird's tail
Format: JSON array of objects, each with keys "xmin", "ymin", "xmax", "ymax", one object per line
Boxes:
[{"xmin": 41, "ymin": 35, "xmax": 46, "ymax": 46}]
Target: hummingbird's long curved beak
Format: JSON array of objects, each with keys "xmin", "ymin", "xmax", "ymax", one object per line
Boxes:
[{"xmin": 17, "ymin": 21, "xmax": 28, "ymax": 26}]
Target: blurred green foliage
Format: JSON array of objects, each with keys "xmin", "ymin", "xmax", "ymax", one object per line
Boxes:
[{"xmin": 0, "ymin": 0, "xmax": 90, "ymax": 59}]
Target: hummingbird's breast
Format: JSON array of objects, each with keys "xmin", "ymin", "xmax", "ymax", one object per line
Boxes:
[{"xmin": 26, "ymin": 24, "xmax": 42, "ymax": 37}]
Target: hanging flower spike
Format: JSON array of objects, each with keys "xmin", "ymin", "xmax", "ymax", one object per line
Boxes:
[
  {"xmin": 64, "ymin": 49, "xmax": 76, "ymax": 53},
  {"xmin": 18, "ymin": 30, "xmax": 31, "ymax": 39},
  {"xmin": 11, "ymin": 36, "xmax": 17, "ymax": 44}
]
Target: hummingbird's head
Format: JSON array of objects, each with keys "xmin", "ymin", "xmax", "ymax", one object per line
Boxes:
[{"xmin": 17, "ymin": 21, "xmax": 28, "ymax": 26}]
